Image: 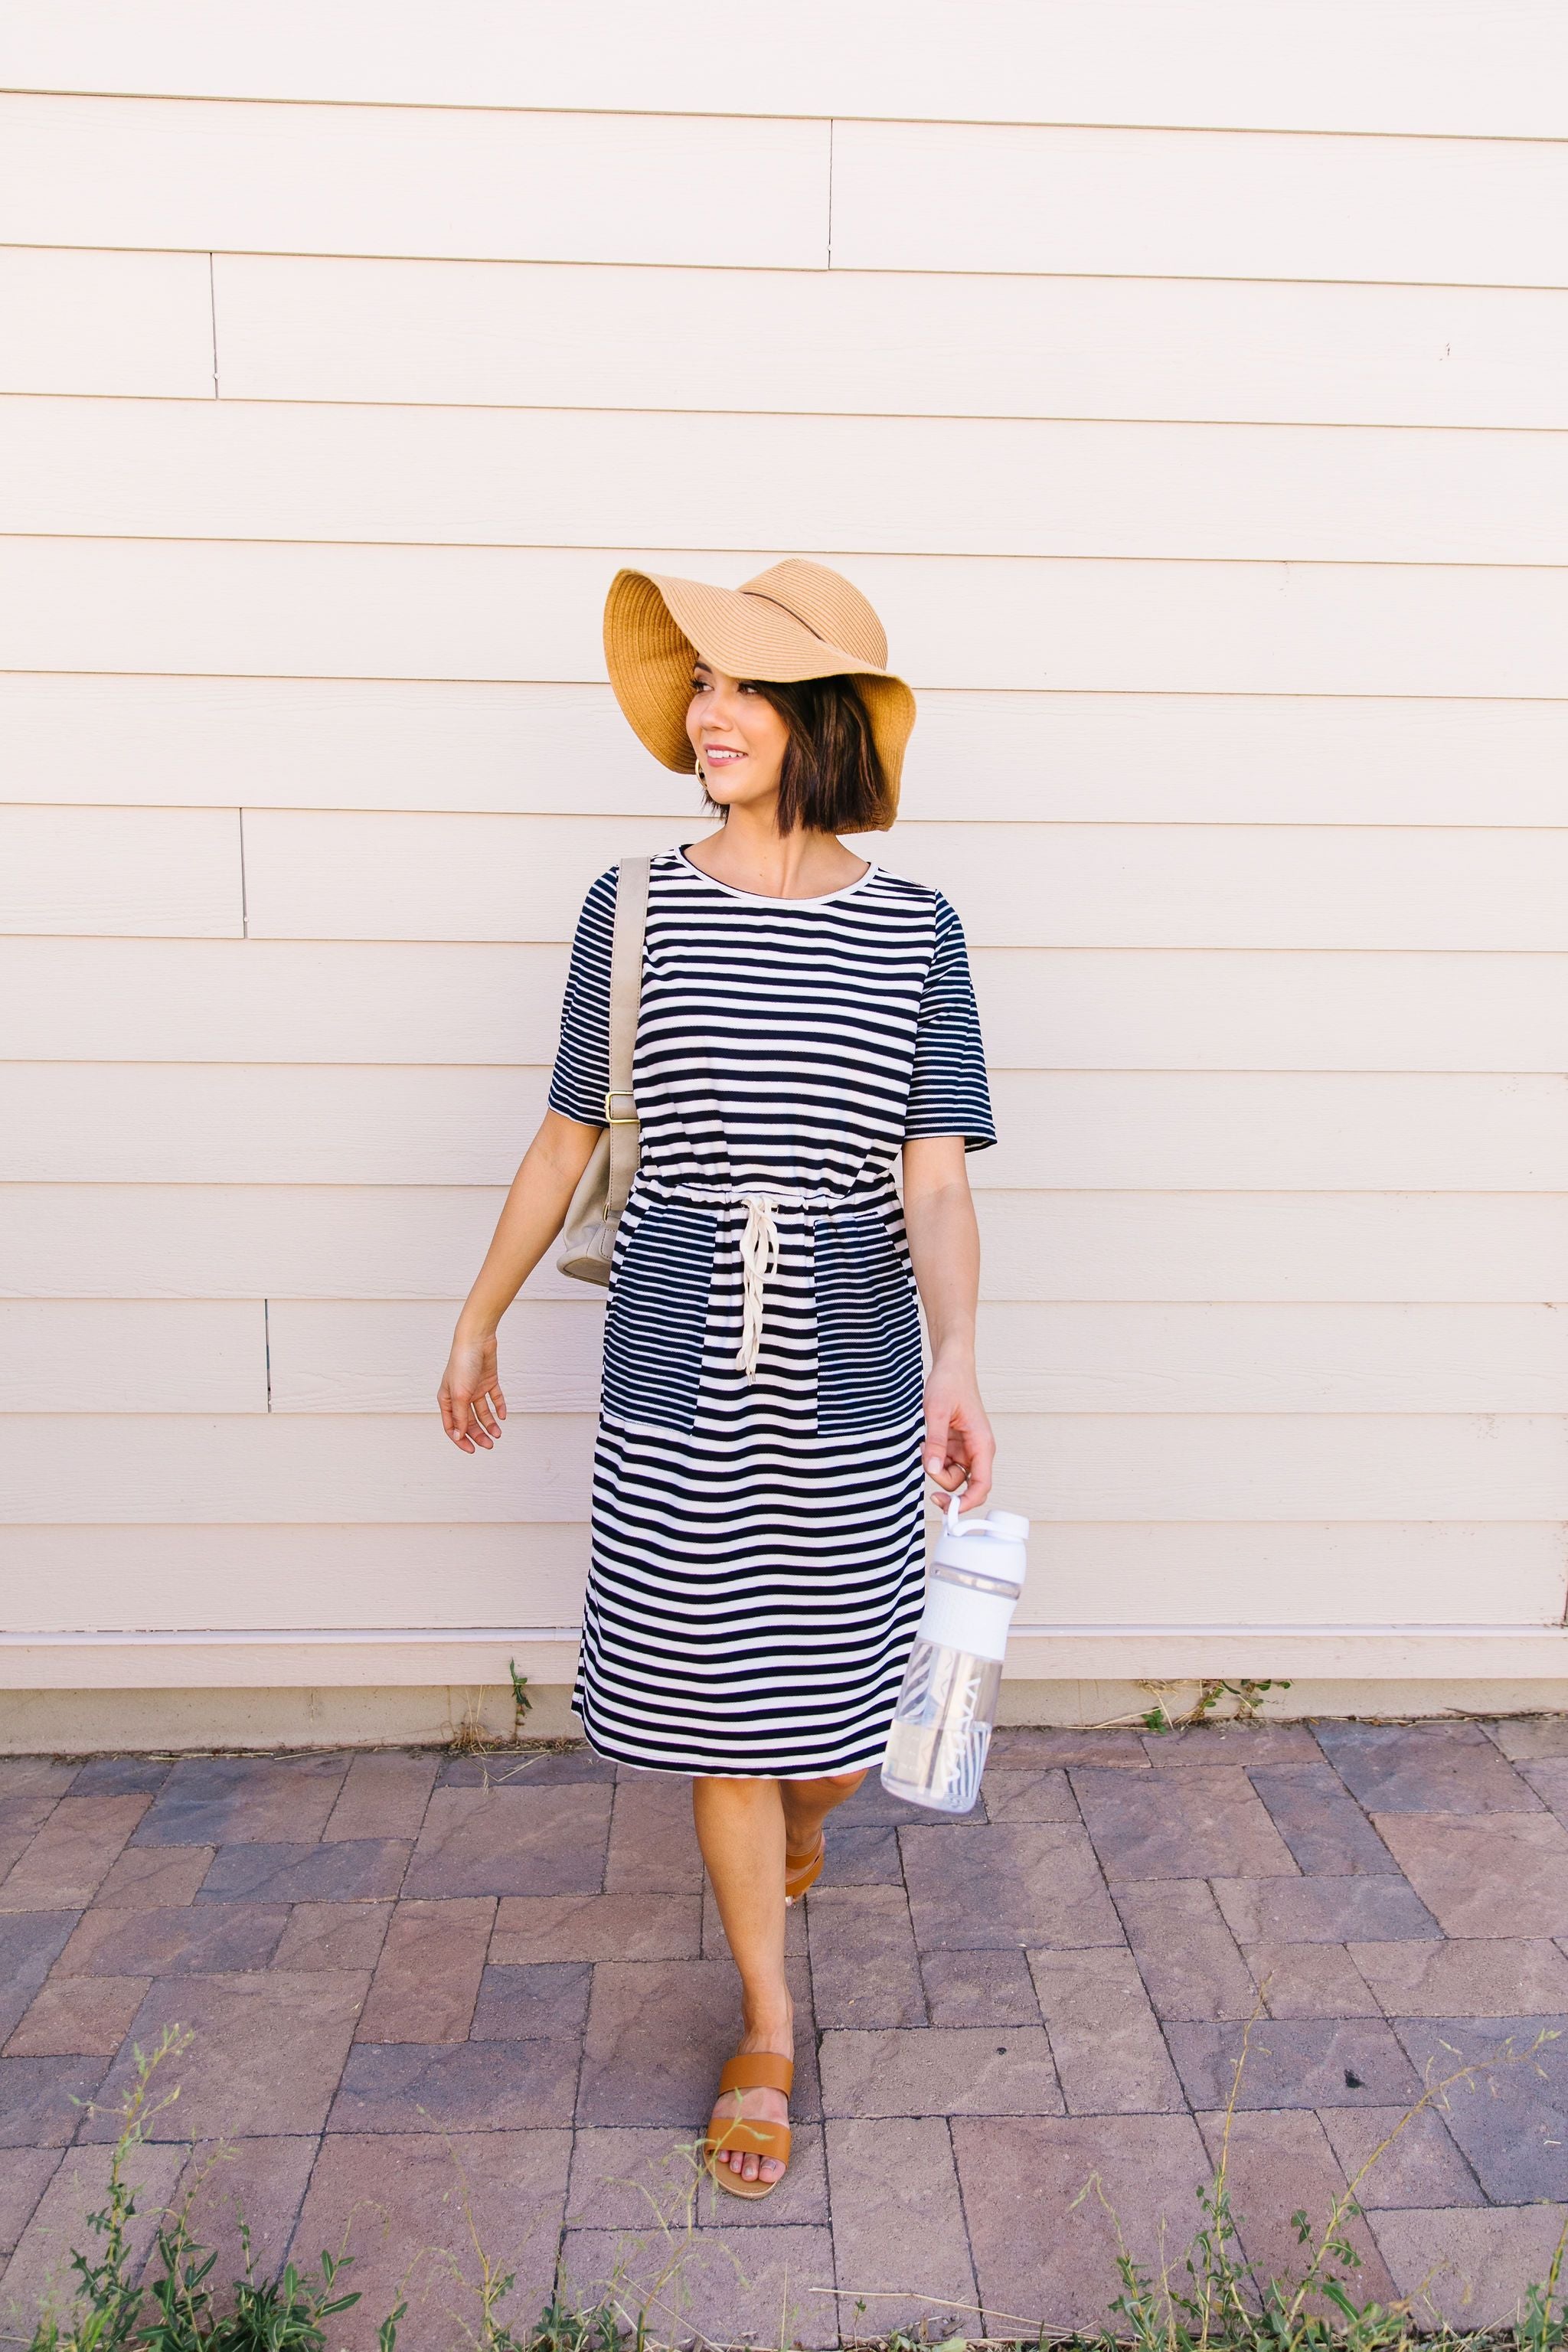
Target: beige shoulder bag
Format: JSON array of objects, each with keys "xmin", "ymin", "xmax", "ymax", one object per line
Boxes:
[{"xmin": 555, "ymin": 856, "xmax": 651, "ymax": 1285}]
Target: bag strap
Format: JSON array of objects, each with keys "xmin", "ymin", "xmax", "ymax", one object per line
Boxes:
[{"xmin": 605, "ymin": 856, "xmax": 651, "ymax": 1219}]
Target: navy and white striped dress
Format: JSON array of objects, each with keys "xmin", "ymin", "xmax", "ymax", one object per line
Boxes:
[{"xmin": 547, "ymin": 844, "xmax": 995, "ymax": 1778}]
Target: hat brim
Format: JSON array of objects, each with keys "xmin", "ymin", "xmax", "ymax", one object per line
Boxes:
[{"xmin": 603, "ymin": 568, "xmax": 915, "ymax": 822}]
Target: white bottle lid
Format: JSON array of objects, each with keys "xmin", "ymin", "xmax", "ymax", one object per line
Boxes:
[{"xmin": 930, "ymin": 1489, "xmax": 1029, "ymax": 1588}]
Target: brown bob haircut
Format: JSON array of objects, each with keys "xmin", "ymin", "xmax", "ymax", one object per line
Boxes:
[{"xmin": 701, "ymin": 675, "xmax": 894, "ymax": 836}]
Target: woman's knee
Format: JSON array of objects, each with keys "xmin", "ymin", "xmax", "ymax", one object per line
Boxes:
[
  {"xmin": 693, "ymin": 1772, "xmax": 782, "ymax": 1811},
  {"xmin": 782, "ymin": 1770, "xmax": 862, "ymax": 1798}
]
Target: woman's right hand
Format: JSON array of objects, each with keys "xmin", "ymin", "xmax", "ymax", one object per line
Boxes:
[
  {"xmin": 436, "ymin": 1112, "xmax": 599, "ymax": 1452},
  {"xmin": 438, "ymin": 1326, "xmax": 507, "ymax": 1453}
]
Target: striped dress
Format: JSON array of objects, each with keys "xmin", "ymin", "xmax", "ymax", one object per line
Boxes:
[{"xmin": 547, "ymin": 844, "xmax": 996, "ymax": 1778}]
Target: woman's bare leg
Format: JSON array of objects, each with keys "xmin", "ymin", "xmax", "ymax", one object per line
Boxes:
[
  {"xmin": 780, "ymin": 1768, "xmax": 867, "ymax": 1880},
  {"xmin": 691, "ymin": 1768, "xmax": 868, "ymax": 2184},
  {"xmin": 691, "ymin": 1775, "xmax": 793, "ymax": 2186}
]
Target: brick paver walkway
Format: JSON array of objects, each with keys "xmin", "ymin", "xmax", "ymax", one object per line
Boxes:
[{"xmin": 3, "ymin": 1719, "xmax": 1567, "ymax": 2347}]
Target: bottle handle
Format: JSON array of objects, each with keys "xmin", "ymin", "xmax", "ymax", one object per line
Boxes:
[{"xmin": 927, "ymin": 1474, "xmax": 972, "ymax": 1538}]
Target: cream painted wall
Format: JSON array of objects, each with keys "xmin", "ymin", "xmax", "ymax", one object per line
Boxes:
[{"xmin": 2, "ymin": 2, "xmax": 1565, "ymax": 1724}]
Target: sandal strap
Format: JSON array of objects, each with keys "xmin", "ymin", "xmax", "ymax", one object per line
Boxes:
[
  {"xmin": 707, "ymin": 2117, "xmax": 792, "ymax": 2161},
  {"xmin": 717, "ymin": 2052, "xmax": 795, "ymax": 2097},
  {"xmin": 785, "ymin": 1834, "xmax": 825, "ymax": 1893}
]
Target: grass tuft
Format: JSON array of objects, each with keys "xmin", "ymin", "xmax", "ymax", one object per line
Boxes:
[{"xmin": 1142, "ymin": 1681, "xmax": 1292, "ymax": 1735}]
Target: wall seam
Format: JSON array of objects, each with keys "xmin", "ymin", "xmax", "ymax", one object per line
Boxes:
[
  {"xmin": 826, "ymin": 116, "xmax": 835, "ymax": 268},
  {"xmin": 5, "ymin": 90, "xmax": 1564, "ymax": 144}
]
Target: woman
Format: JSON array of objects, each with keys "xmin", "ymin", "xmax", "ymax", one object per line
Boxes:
[{"xmin": 438, "ymin": 559, "xmax": 996, "ymax": 2198}]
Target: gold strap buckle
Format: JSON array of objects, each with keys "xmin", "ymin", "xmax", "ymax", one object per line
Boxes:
[{"xmin": 603, "ymin": 1090, "xmax": 638, "ymax": 1125}]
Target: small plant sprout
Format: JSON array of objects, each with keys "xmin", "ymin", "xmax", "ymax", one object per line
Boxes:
[
  {"xmin": 31, "ymin": 2026, "xmax": 194, "ymax": 2352},
  {"xmin": 508, "ymin": 1659, "xmax": 533, "ymax": 1741}
]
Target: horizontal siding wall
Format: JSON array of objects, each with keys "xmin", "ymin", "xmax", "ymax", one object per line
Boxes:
[
  {"xmin": 10, "ymin": 396, "xmax": 1568, "ymax": 560},
  {"xmin": 0, "ymin": 2, "xmax": 1563, "ymax": 134},
  {"xmin": 2, "ymin": 5, "xmax": 1565, "ymax": 1704},
  {"xmin": 7, "ymin": 675, "xmax": 1568, "ymax": 822},
  {"xmin": 6, "ymin": 540, "xmax": 1567, "ymax": 693},
  {"xmin": 3, "ymin": 1299, "xmax": 1563, "ymax": 1417}
]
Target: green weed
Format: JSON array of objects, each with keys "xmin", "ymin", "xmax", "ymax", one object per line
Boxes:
[
  {"xmin": 508, "ymin": 1662, "xmax": 533, "ymax": 1740},
  {"xmin": 21, "ymin": 2032, "xmax": 403, "ymax": 2352}
]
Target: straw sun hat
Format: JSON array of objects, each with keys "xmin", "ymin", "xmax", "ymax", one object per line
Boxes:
[{"xmin": 602, "ymin": 558, "xmax": 916, "ymax": 822}]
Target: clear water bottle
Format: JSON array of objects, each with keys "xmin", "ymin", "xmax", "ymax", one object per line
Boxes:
[{"xmin": 880, "ymin": 1491, "xmax": 1030, "ymax": 1814}]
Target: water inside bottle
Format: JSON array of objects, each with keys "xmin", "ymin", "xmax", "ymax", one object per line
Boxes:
[{"xmin": 880, "ymin": 1639, "xmax": 1003, "ymax": 1815}]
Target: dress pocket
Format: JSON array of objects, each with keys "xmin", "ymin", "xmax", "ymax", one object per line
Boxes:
[
  {"xmin": 601, "ymin": 1200, "xmax": 717, "ymax": 1433},
  {"xmin": 812, "ymin": 1213, "xmax": 924, "ymax": 1436}
]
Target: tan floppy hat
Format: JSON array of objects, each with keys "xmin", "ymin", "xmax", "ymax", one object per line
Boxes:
[{"xmin": 603, "ymin": 558, "xmax": 916, "ymax": 822}]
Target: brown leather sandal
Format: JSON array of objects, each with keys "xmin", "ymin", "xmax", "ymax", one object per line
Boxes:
[
  {"xmin": 784, "ymin": 1832, "xmax": 825, "ymax": 1905},
  {"xmin": 704, "ymin": 2052, "xmax": 794, "ymax": 2200}
]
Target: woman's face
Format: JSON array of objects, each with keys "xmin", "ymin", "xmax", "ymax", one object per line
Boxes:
[{"xmin": 685, "ymin": 659, "xmax": 790, "ymax": 812}]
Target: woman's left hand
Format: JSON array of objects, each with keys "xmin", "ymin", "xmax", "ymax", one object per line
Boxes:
[{"xmin": 922, "ymin": 1353, "xmax": 995, "ymax": 1514}]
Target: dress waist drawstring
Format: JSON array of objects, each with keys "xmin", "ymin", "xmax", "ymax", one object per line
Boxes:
[
  {"xmin": 639, "ymin": 1174, "xmax": 895, "ymax": 1384},
  {"xmin": 735, "ymin": 1194, "xmax": 782, "ymax": 1380}
]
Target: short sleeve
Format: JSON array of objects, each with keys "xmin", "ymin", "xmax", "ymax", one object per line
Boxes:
[
  {"xmin": 547, "ymin": 866, "xmax": 618, "ymax": 1126},
  {"xmin": 903, "ymin": 893, "xmax": 997, "ymax": 1153}
]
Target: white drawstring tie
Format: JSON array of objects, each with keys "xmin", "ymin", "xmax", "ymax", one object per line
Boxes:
[
  {"xmin": 639, "ymin": 1174, "xmax": 893, "ymax": 1387},
  {"xmin": 735, "ymin": 1193, "xmax": 782, "ymax": 1381}
]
